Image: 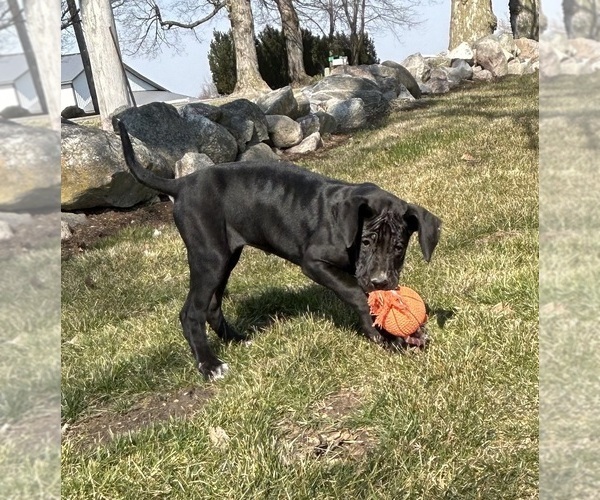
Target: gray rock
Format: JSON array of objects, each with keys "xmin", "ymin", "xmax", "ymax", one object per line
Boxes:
[
  {"xmin": 180, "ymin": 113, "xmax": 237, "ymax": 164},
  {"xmin": 296, "ymin": 114, "xmax": 321, "ymax": 137},
  {"xmin": 448, "ymin": 42, "xmax": 475, "ymax": 63},
  {"xmin": 255, "ymin": 86, "xmax": 298, "ymax": 117},
  {"xmin": 61, "ymin": 212, "xmax": 88, "ymax": 229},
  {"xmin": 425, "ymin": 54, "xmax": 452, "ymax": 68},
  {"xmin": 474, "ymin": 36, "xmax": 508, "ymax": 77},
  {"xmin": 0, "ymin": 121, "xmax": 60, "ymax": 212},
  {"xmin": 314, "ymin": 111, "xmax": 337, "ymax": 135},
  {"xmin": 61, "ymin": 121, "xmax": 172, "ymax": 210},
  {"xmin": 286, "ymin": 132, "xmax": 323, "ymax": 154},
  {"xmin": 174, "ymin": 152, "xmax": 214, "ymax": 178},
  {"xmin": 324, "ymin": 98, "xmax": 367, "ymax": 132},
  {"xmin": 515, "ymin": 38, "xmax": 539, "ymax": 62},
  {"xmin": 426, "ymin": 75, "xmax": 451, "ymax": 94},
  {"xmin": 60, "ymin": 220, "xmax": 72, "ymax": 241},
  {"xmin": 472, "ymin": 67, "xmax": 494, "ymax": 82},
  {"xmin": 265, "ymin": 115, "xmax": 303, "ymax": 148},
  {"xmin": 293, "ymin": 91, "xmax": 311, "ymax": 119},
  {"xmin": 400, "ymin": 53, "xmax": 430, "ymax": 82},
  {"xmin": 567, "ymin": 37, "xmax": 600, "ymax": 60},
  {"xmin": 114, "ymin": 102, "xmax": 200, "ymax": 164},
  {"xmin": 61, "ymin": 105, "xmax": 86, "ymax": 119},
  {"xmin": 218, "ymin": 99, "xmax": 269, "ymax": 143},
  {"xmin": 0, "ymin": 220, "xmax": 14, "ymax": 241},
  {"xmin": 237, "ymin": 143, "xmax": 280, "ymax": 162},
  {"xmin": 380, "ymin": 61, "xmax": 421, "ymax": 98},
  {"xmin": 498, "ymin": 33, "xmax": 519, "ymax": 57},
  {"xmin": 306, "ymin": 75, "xmax": 389, "ymax": 121},
  {"xmin": 450, "ymin": 59, "xmax": 473, "ymax": 80},
  {"xmin": 179, "ymin": 102, "xmax": 222, "ymax": 122}
]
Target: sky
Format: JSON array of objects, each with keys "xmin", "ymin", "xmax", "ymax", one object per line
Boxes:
[{"xmin": 120, "ymin": 0, "xmax": 560, "ymax": 98}]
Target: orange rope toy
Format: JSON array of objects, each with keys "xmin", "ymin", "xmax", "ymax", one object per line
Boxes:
[{"xmin": 367, "ymin": 286, "xmax": 427, "ymax": 337}]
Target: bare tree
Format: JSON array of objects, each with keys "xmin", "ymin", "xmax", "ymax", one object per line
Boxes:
[
  {"xmin": 109, "ymin": 0, "xmax": 269, "ymax": 93},
  {"xmin": 509, "ymin": 0, "xmax": 540, "ymax": 40},
  {"xmin": 273, "ymin": 0, "xmax": 309, "ymax": 84},
  {"xmin": 294, "ymin": 0, "xmax": 422, "ymax": 65},
  {"xmin": 563, "ymin": 0, "xmax": 600, "ymax": 39},
  {"xmin": 449, "ymin": 0, "xmax": 497, "ymax": 49}
]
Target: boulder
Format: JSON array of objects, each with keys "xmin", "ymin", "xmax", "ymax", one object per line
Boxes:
[
  {"xmin": 426, "ymin": 74, "xmax": 451, "ymax": 94},
  {"xmin": 323, "ymin": 98, "xmax": 367, "ymax": 132},
  {"xmin": 217, "ymin": 99, "xmax": 269, "ymax": 152},
  {"xmin": 472, "ymin": 67, "xmax": 494, "ymax": 82},
  {"xmin": 179, "ymin": 102, "xmax": 222, "ymax": 122},
  {"xmin": 286, "ymin": 132, "xmax": 323, "ymax": 154},
  {"xmin": 450, "ymin": 59, "xmax": 473, "ymax": 80},
  {"xmin": 0, "ymin": 212, "xmax": 33, "ymax": 230},
  {"xmin": 61, "ymin": 121, "xmax": 172, "ymax": 210},
  {"xmin": 293, "ymin": 91, "xmax": 311, "ymax": 118},
  {"xmin": 237, "ymin": 143, "xmax": 280, "ymax": 162},
  {"xmin": 448, "ymin": 42, "xmax": 475, "ymax": 63},
  {"xmin": 174, "ymin": 152, "xmax": 214, "ymax": 178},
  {"xmin": 498, "ymin": 33, "xmax": 519, "ymax": 58},
  {"xmin": 61, "ymin": 105, "xmax": 86, "ymax": 119},
  {"xmin": 539, "ymin": 42, "xmax": 561, "ymax": 78},
  {"xmin": 474, "ymin": 36, "xmax": 508, "ymax": 77},
  {"xmin": 265, "ymin": 115, "xmax": 303, "ymax": 148},
  {"xmin": 567, "ymin": 37, "xmax": 600, "ymax": 60},
  {"xmin": 114, "ymin": 102, "xmax": 200, "ymax": 164},
  {"xmin": 314, "ymin": 111, "xmax": 337, "ymax": 135},
  {"xmin": 179, "ymin": 112, "xmax": 237, "ymax": 163},
  {"xmin": 514, "ymin": 38, "xmax": 539, "ymax": 62},
  {"xmin": 296, "ymin": 114, "xmax": 321, "ymax": 137},
  {"xmin": 380, "ymin": 61, "xmax": 421, "ymax": 98},
  {"xmin": 255, "ymin": 86, "xmax": 298, "ymax": 117},
  {"xmin": 0, "ymin": 121, "xmax": 60, "ymax": 211},
  {"xmin": 306, "ymin": 75, "xmax": 389, "ymax": 121},
  {"xmin": 400, "ymin": 53, "xmax": 430, "ymax": 82},
  {"xmin": 60, "ymin": 220, "xmax": 71, "ymax": 241}
]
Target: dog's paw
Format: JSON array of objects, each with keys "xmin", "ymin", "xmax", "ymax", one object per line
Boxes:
[{"xmin": 199, "ymin": 360, "xmax": 229, "ymax": 381}]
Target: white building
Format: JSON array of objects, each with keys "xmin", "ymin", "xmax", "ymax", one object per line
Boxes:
[
  {"xmin": 61, "ymin": 53, "xmax": 192, "ymax": 113},
  {"xmin": 0, "ymin": 52, "xmax": 193, "ymax": 115},
  {"xmin": 0, "ymin": 53, "xmax": 42, "ymax": 114}
]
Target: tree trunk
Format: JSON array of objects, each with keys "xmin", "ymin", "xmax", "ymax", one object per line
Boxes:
[
  {"xmin": 80, "ymin": 0, "xmax": 131, "ymax": 131},
  {"xmin": 276, "ymin": 0, "xmax": 310, "ymax": 84},
  {"xmin": 563, "ymin": 0, "xmax": 600, "ymax": 40},
  {"xmin": 509, "ymin": 0, "xmax": 540, "ymax": 40},
  {"xmin": 449, "ymin": 0, "xmax": 498, "ymax": 50},
  {"xmin": 226, "ymin": 0, "xmax": 270, "ymax": 94}
]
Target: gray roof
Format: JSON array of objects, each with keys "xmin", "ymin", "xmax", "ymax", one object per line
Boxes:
[
  {"xmin": 0, "ymin": 54, "xmax": 29, "ymax": 86},
  {"xmin": 61, "ymin": 53, "xmax": 169, "ymax": 92}
]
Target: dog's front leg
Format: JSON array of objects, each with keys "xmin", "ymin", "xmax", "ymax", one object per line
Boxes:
[
  {"xmin": 301, "ymin": 260, "xmax": 388, "ymax": 345},
  {"xmin": 180, "ymin": 288, "xmax": 229, "ymax": 381}
]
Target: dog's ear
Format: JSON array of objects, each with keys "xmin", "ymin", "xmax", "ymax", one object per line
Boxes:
[
  {"xmin": 405, "ymin": 204, "xmax": 442, "ymax": 262},
  {"xmin": 333, "ymin": 197, "xmax": 369, "ymax": 248}
]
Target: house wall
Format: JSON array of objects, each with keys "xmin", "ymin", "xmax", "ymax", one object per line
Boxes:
[
  {"xmin": 72, "ymin": 73, "xmax": 92, "ymax": 111},
  {"xmin": 0, "ymin": 85, "xmax": 19, "ymax": 111},
  {"xmin": 127, "ymin": 72, "xmax": 156, "ymax": 92},
  {"xmin": 61, "ymin": 84, "xmax": 76, "ymax": 108},
  {"xmin": 15, "ymin": 72, "xmax": 42, "ymax": 113}
]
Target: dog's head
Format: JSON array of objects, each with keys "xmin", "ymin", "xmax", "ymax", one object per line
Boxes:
[{"xmin": 335, "ymin": 183, "xmax": 441, "ymax": 293}]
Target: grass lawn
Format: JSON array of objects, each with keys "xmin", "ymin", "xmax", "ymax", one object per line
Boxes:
[
  {"xmin": 539, "ymin": 72, "xmax": 600, "ymax": 499},
  {"xmin": 62, "ymin": 74, "xmax": 538, "ymax": 499}
]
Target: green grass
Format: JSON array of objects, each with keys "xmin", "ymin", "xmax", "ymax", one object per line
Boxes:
[
  {"xmin": 539, "ymin": 72, "xmax": 600, "ymax": 499},
  {"xmin": 0, "ymin": 243, "xmax": 61, "ymax": 499},
  {"xmin": 62, "ymin": 74, "xmax": 538, "ymax": 499}
]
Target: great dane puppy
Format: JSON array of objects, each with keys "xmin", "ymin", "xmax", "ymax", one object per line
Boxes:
[{"xmin": 117, "ymin": 121, "xmax": 441, "ymax": 380}]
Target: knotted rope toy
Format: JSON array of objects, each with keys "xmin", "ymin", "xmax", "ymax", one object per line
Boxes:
[{"xmin": 367, "ymin": 286, "xmax": 428, "ymax": 347}]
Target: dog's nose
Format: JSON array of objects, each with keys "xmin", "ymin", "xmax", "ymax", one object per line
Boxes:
[{"xmin": 370, "ymin": 275, "xmax": 390, "ymax": 289}]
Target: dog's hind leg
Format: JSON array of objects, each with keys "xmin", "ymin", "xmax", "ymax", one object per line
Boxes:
[{"xmin": 207, "ymin": 247, "xmax": 248, "ymax": 343}]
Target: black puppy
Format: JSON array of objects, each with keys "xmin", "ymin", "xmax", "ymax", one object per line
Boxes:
[{"xmin": 117, "ymin": 121, "xmax": 441, "ymax": 380}]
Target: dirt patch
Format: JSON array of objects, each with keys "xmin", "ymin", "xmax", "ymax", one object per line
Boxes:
[
  {"xmin": 61, "ymin": 199, "xmax": 174, "ymax": 260},
  {"xmin": 63, "ymin": 386, "xmax": 214, "ymax": 449},
  {"xmin": 278, "ymin": 388, "xmax": 374, "ymax": 463}
]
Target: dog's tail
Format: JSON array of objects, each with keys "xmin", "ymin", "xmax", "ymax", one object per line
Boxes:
[{"xmin": 116, "ymin": 119, "xmax": 180, "ymax": 198}]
